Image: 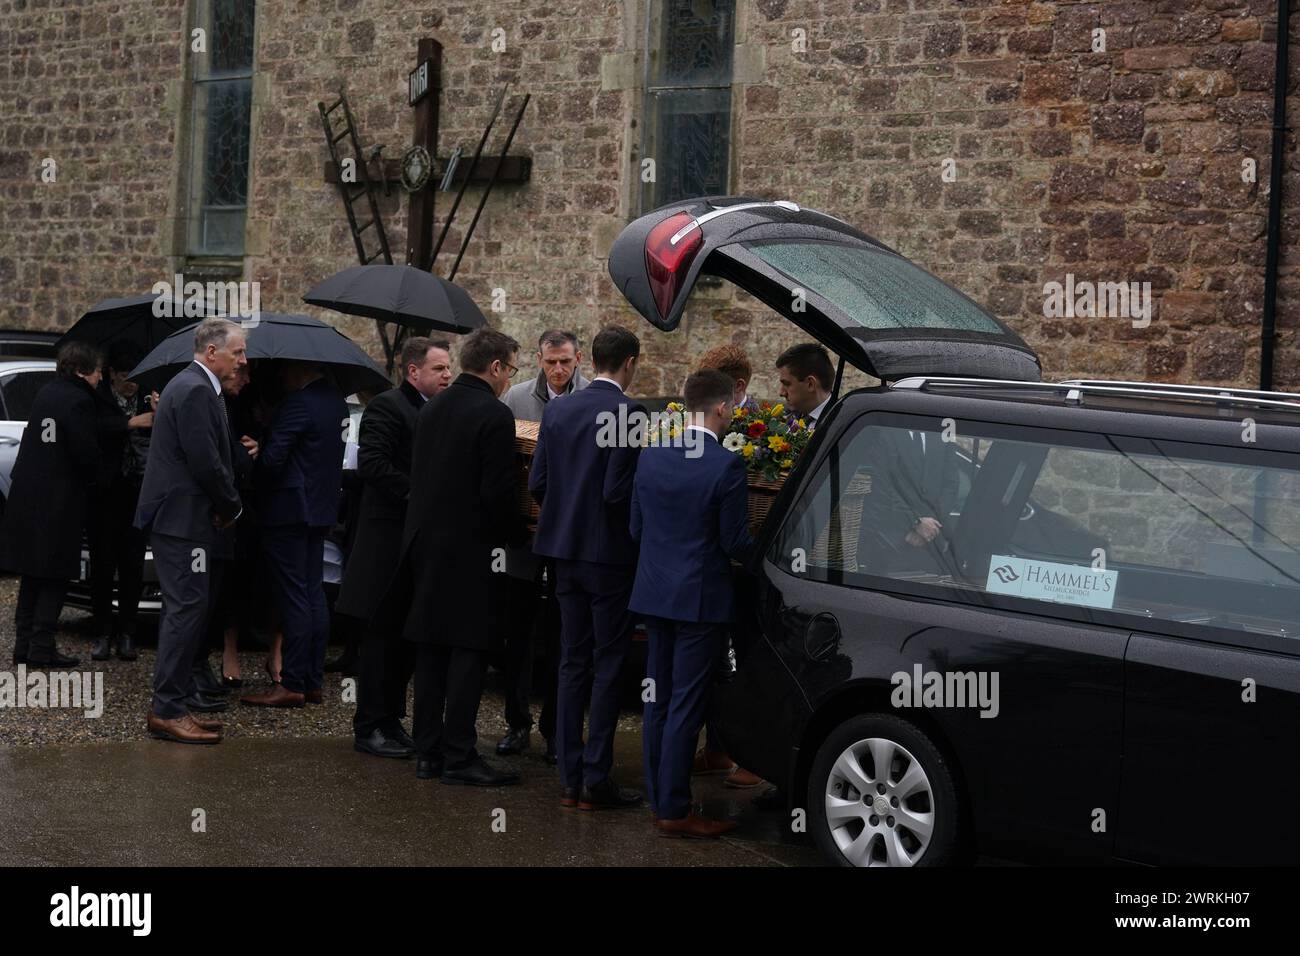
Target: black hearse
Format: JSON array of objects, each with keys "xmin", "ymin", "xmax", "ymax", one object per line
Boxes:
[{"xmin": 610, "ymin": 197, "xmax": 1300, "ymax": 867}]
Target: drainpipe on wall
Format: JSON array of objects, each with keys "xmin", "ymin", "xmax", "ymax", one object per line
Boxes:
[{"xmin": 1260, "ymin": 0, "xmax": 1291, "ymax": 391}]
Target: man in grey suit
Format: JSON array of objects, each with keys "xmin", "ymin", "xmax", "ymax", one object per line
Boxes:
[{"xmin": 136, "ymin": 318, "xmax": 247, "ymax": 745}]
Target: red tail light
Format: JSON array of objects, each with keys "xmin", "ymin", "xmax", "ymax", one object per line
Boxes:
[{"xmin": 645, "ymin": 212, "xmax": 702, "ymax": 321}]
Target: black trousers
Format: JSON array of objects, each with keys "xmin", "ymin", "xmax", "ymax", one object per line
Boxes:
[
  {"xmin": 352, "ymin": 612, "xmax": 416, "ymax": 738},
  {"xmin": 151, "ymin": 533, "xmax": 224, "ymax": 719},
  {"xmin": 412, "ymin": 643, "xmax": 488, "ymax": 768},
  {"xmin": 15, "ymin": 575, "xmax": 69, "ymax": 660},
  {"xmin": 501, "ymin": 566, "xmax": 560, "ymax": 739},
  {"xmin": 87, "ymin": 475, "xmax": 147, "ymax": 637}
]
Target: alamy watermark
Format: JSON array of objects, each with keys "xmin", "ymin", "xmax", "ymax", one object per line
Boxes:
[
  {"xmin": 152, "ymin": 275, "xmax": 261, "ymax": 326},
  {"xmin": 1042, "ymin": 273, "xmax": 1151, "ymax": 328},
  {"xmin": 0, "ymin": 666, "xmax": 104, "ymax": 718},
  {"xmin": 891, "ymin": 664, "xmax": 1000, "ymax": 719},
  {"xmin": 50, "ymin": 886, "xmax": 150, "ymax": 936},
  {"xmin": 594, "ymin": 406, "xmax": 709, "ymax": 458}
]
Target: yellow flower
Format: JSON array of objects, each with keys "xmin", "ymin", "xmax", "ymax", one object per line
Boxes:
[
  {"xmin": 770, "ymin": 403, "xmax": 784, "ymax": 417},
  {"xmin": 741, "ymin": 442, "xmax": 755, "ymax": 458},
  {"xmin": 781, "ymin": 458, "xmax": 794, "ymax": 469},
  {"xmin": 796, "ymin": 418, "xmax": 807, "ymax": 430},
  {"xmin": 767, "ymin": 435, "xmax": 789, "ymax": 453}
]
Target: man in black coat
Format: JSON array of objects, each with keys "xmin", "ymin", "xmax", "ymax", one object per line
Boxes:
[
  {"xmin": 240, "ymin": 360, "xmax": 346, "ymax": 708},
  {"xmin": 341, "ymin": 336, "xmax": 452, "ymax": 758},
  {"xmin": 378, "ymin": 327, "xmax": 528, "ymax": 786},
  {"xmin": 136, "ymin": 318, "xmax": 246, "ymax": 745},
  {"xmin": 0, "ymin": 341, "xmax": 103, "ymax": 667}
]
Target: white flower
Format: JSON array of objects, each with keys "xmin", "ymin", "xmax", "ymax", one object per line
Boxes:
[{"xmin": 723, "ymin": 432, "xmax": 747, "ymax": 453}]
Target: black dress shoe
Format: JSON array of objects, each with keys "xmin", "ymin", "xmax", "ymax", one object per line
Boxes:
[
  {"xmin": 579, "ymin": 778, "xmax": 643, "ymax": 811},
  {"xmin": 415, "ymin": 756, "xmax": 445, "ymax": 779},
  {"xmin": 495, "ymin": 726, "xmax": 530, "ymax": 756},
  {"xmin": 27, "ymin": 650, "xmax": 80, "ymax": 668},
  {"xmin": 221, "ymin": 674, "xmax": 243, "ymax": 689},
  {"xmin": 355, "ymin": 728, "xmax": 414, "ymax": 759},
  {"xmin": 185, "ymin": 691, "xmax": 229, "ymax": 713},
  {"xmin": 91, "ymin": 637, "xmax": 112, "ymax": 661},
  {"xmin": 387, "ymin": 724, "xmax": 415, "ymax": 750},
  {"xmin": 116, "ymin": 635, "xmax": 137, "ymax": 661},
  {"xmin": 441, "ymin": 757, "xmax": 520, "ymax": 787},
  {"xmin": 543, "ymin": 737, "xmax": 558, "ymax": 766}
]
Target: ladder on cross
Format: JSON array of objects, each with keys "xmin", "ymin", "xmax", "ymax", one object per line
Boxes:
[
  {"xmin": 318, "ymin": 89, "xmax": 397, "ymax": 366},
  {"xmin": 319, "ymin": 91, "xmax": 392, "ymax": 266}
]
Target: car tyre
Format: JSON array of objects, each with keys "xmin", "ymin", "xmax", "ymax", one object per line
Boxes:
[{"xmin": 808, "ymin": 714, "xmax": 960, "ymax": 867}]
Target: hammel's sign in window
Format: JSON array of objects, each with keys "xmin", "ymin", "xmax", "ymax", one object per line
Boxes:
[{"xmin": 985, "ymin": 555, "xmax": 1118, "ymax": 610}]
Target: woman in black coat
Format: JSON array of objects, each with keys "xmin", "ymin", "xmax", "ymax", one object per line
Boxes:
[{"xmin": 0, "ymin": 341, "xmax": 102, "ymax": 666}]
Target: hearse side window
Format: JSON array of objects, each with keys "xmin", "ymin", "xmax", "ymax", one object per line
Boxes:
[{"xmin": 772, "ymin": 416, "xmax": 1300, "ymax": 643}]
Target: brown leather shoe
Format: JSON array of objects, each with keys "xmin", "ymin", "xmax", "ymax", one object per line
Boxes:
[
  {"xmin": 187, "ymin": 713, "xmax": 224, "ymax": 733},
  {"xmin": 724, "ymin": 766, "xmax": 764, "ymax": 789},
  {"xmin": 304, "ymin": 688, "xmax": 323, "ymax": 704},
  {"xmin": 692, "ymin": 747, "xmax": 737, "ymax": 776},
  {"xmin": 656, "ymin": 813, "xmax": 737, "ymax": 839},
  {"xmin": 147, "ymin": 712, "xmax": 220, "ymax": 745},
  {"xmin": 239, "ymin": 685, "xmax": 305, "ymax": 708}
]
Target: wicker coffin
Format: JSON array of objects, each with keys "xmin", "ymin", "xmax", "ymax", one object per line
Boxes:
[
  {"xmin": 515, "ymin": 419, "xmax": 541, "ymax": 527},
  {"xmin": 746, "ymin": 476, "xmax": 786, "ymax": 535}
]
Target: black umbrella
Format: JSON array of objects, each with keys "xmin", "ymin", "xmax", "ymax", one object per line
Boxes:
[
  {"xmin": 56, "ymin": 291, "xmax": 212, "ymax": 355},
  {"xmin": 128, "ymin": 313, "xmax": 391, "ymax": 396},
  {"xmin": 302, "ymin": 264, "xmax": 487, "ymax": 334}
]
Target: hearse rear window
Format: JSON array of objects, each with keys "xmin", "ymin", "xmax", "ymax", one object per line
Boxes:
[
  {"xmin": 745, "ymin": 241, "xmax": 1005, "ymax": 335},
  {"xmin": 773, "ymin": 417, "xmax": 1300, "ymax": 643}
]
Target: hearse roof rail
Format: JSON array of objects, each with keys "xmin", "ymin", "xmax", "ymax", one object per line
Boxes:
[{"xmin": 889, "ymin": 376, "xmax": 1300, "ymax": 415}]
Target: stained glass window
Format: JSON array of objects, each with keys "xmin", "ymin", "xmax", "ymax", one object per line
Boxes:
[
  {"xmin": 642, "ymin": 0, "xmax": 735, "ymax": 212},
  {"xmin": 187, "ymin": 0, "xmax": 255, "ymax": 256}
]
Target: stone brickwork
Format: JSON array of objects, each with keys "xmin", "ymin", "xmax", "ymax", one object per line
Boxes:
[{"xmin": 1, "ymin": 0, "xmax": 1296, "ymax": 400}]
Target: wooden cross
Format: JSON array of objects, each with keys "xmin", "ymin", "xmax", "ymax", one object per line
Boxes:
[{"xmin": 406, "ymin": 37, "xmax": 441, "ymax": 271}]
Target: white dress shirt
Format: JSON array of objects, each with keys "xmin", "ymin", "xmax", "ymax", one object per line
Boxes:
[
  {"xmin": 195, "ymin": 360, "xmax": 221, "ymax": 394},
  {"xmin": 685, "ymin": 423, "xmax": 718, "ymax": 444},
  {"xmin": 807, "ymin": 395, "xmax": 831, "ymax": 429}
]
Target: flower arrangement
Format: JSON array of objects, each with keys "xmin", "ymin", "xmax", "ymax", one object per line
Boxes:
[{"xmin": 654, "ymin": 400, "xmax": 812, "ymax": 483}]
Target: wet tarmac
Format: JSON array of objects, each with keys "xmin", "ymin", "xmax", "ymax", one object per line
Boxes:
[{"xmin": 0, "ymin": 730, "xmax": 822, "ymax": 867}]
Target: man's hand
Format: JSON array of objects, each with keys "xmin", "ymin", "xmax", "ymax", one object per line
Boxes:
[
  {"xmin": 240, "ymin": 435, "xmax": 259, "ymax": 459},
  {"xmin": 148, "ymin": 390, "xmax": 161, "ymax": 408},
  {"xmin": 905, "ymin": 516, "xmax": 943, "ymax": 548},
  {"xmin": 127, "ymin": 411, "xmax": 155, "ymax": 429}
]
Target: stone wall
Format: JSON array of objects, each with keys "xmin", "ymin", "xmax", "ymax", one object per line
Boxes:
[{"xmin": 1, "ymin": 0, "xmax": 1297, "ymax": 400}]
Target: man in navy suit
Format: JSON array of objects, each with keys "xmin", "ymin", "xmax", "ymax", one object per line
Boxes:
[
  {"xmin": 242, "ymin": 361, "xmax": 346, "ymax": 708},
  {"xmin": 529, "ymin": 325, "xmax": 645, "ymax": 810},
  {"xmin": 631, "ymin": 369, "xmax": 755, "ymax": 838}
]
